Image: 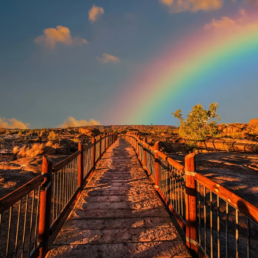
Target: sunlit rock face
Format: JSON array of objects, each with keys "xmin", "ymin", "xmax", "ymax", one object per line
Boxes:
[
  {"xmin": 0, "ymin": 154, "xmax": 69, "ymax": 198},
  {"xmin": 250, "ymin": 119, "xmax": 258, "ymax": 126},
  {"xmin": 79, "ymin": 128, "xmax": 100, "ymax": 137}
]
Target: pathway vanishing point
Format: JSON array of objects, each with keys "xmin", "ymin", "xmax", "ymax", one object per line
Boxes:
[{"xmin": 46, "ymin": 139, "xmax": 191, "ymax": 258}]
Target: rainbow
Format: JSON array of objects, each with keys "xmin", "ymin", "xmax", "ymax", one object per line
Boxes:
[{"xmin": 108, "ymin": 12, "xmax": 258, "ymax": 125}]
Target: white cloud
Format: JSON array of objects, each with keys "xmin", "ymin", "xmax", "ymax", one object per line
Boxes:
[
  {"xmin": 35, "ymin": 26, "xmax": 88, "ymax": 49},
  {"xmin": 204, "ymin": 9, "xmax": 258, "ymax": 33},
  {"xmin": 59, "ymin": 117, "xmax": 101, "ymax": 128},
  {"xmin": 89, "ymin": 5, "xmax": 104, "ymax": 23},
  {"xmin": 97, "ymin": 53, "xmax": 120, "ymax": 64},
  {"xmin": 159, "ymin": 0, "xmax": 223, "ymax": 13},
  {"xmin": 0, "ymin": 118, "xmax": 30, "ymax": 129}
]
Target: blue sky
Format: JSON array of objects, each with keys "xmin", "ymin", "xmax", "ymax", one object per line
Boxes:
[{"xmin": 0, "ymin": 0, "xmax": 257, "ymax": 128}]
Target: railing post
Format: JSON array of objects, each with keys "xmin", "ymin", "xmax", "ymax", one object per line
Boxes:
[
  {"xmin": 38, "ymin": 156, "xmax": 53, "ymax": 258},
  {"xmin": 139, "ymin": 135, "xmax": 141, "ymax": 158},
  {"xmin": 154, "ymin": 141, "xmax": 160, "ymax": 188},
  {"xmin": 137, "ymin": 135, "xmax": 140, "ymax": 157},
  {"xmin": 104, "ymin": 133, "xmax": 106, "ymax": 152},
  {"xmin": 92, "ymin": 137, "xmax": 96, "ymax": 171},
  {"xmin": 99, "ymin": 135, "xmax": 101, "ymax": 158},
  {"xmin": 135, "ymin": 136, "xmax": 137, "ymax": 154},
  {"xmin": 185, "ymin": 153, "xmax": 197, "ymax": 253},
  {"xmin": 78, "ymin": 142, "xmax": 83, "ymax": 190},
  {"xmin": 143, "ymin": 137, "xmax": 147, "ymax": 168}
]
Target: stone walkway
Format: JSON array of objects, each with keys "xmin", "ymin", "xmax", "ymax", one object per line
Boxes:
[{"xmin": 46, "ymin": 139, "xmax": 191, "ymax": 258}]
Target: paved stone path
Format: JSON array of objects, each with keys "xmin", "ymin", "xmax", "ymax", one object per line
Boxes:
[{"xmin": 46, "ymin": 139, "xmax": 191, "ymax": 258}]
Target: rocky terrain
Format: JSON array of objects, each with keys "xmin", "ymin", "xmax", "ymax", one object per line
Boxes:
[
  {"xmin": 0, "ymin": 127, "xmax": 101, "ymax": 198},
  {"xmin": 0, "ymin": 125, "xmax": 174, "ymax": 198},
  {"xmin": 136, "ymin": 119, "xmax": 258, "ymax": 208},
  {"xmin": 1, "ymin": 120, "xmax": 258, "ymax": 206}
]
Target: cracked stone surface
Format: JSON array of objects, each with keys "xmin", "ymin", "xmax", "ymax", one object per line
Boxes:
[{"xmin": 46, "ymin": 139, "xmax": 191, "ymax": 258}]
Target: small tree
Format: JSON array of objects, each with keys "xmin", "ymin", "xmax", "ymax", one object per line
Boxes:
[
  {"xmin": 172, "ymin": 103, "xmax": 220, "ymax": 140},
  {"xmin": 48, "ymin": 131, "xmax": 57, "ymax": 141}
]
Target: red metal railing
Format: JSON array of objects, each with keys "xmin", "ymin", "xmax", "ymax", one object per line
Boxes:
[
  {"xmin": 126, "ymin": 133, "xmax": 258, "ymax": 258},
  {"xmin": 0, "ymin": 133, "xmax": 117, "ymax": 258}
]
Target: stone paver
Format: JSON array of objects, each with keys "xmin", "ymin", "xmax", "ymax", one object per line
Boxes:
[{"xmin": 46, "ymin": 139, "xmax": 191, "ymax": 258}]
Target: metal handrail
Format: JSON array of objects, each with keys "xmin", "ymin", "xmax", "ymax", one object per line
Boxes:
[
  {"xmin": 126, "ymin": 133, "xmax": 258, "ymax": 258},
  {"xmin": 0, "ymin": 133, "xmax": 118, "ymax": 258}
]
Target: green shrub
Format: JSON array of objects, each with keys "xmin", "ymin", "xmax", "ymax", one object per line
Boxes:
[{"xmin": 172, "ymin": 103, "xmax": 220, "ymax": 140}]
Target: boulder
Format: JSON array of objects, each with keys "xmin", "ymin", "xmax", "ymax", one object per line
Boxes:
[
  {"xmin": 16, "ymin": 144, "xmax": 56, "ymax": 158},
  {"xmin": 232, "ymin": 127, "xmax": 242, "ymax": 133},
  {"xmin": 41, "ymin": 146, "xmax": 56, "ymax": 155},
  {"xmin": 0, "ymin": 129, "xmax": 6, "ymax": 134},
  {"xmin": 217, "ymin": 124, "xmax": 226, "ymax": 132},
  {"xmin": 39, "ymin": 131, "xmax": 48, "ymax": 137},
  {"xmin": 249, "ymin": 119, "xmax": 258, "ymax": 126},
  {"xmin": 79, "ymin": 128, "xmax": 100, "ymax": 137},
  {"xmin": 223, "ymin": 126, "xmax": 242, "ymax": 134},
  {"xmin": 34, "ymin": 137, "xmax": 42, "ymax": 142},
  {"xmin": 59, "ymin": 138, "xmax": 74, "ymax": 146},
  {"xmin": 159, "ymin": 141, "xmax": 172, "ymax": 153},
  {"xmin": 55, "ymin": 147, "xmax": 71, "ymax": 155}
]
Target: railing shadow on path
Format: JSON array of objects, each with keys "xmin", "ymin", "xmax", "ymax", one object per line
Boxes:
[
  {"xmin": 1, "ymin": 133, "xmax": 258, "ymax": 258},
  {"xmin": 126, "ymin": 133, "xmax": 258, "ymax": 258},
  {"xmin": 45, "ymin": 138, "xmax": 191, "ymax": 258},
  {"xmin": 0, "ymin": 133, "xmax": 117, "ymax": 258}
]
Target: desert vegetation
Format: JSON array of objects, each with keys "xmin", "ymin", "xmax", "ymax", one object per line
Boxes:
[
  {"xmin": 172, "ymin": 102, "xmax": 220, "ymax": 140},
  {"xmin": 1, "ymin": 116, "xmax": 258, "ymax": 200},
  {"xmin": 0, "ymin": 116, "xmax": 258, "ymax": 258}
]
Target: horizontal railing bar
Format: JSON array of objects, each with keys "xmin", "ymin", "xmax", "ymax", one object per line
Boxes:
[
  {"xmin": 127, "ymin": 133, "xmax": 258, "ymax": 222},
  {"xmin": 157, "ymin": 151, "xmax": 185, "ymax": 172},
  {"xmin": 83, "ymin": 143, "xmax": 93, "ymax": 151},
  {"xmin": 195, "ymin": 173, "xmax": 258, "ymax": 224},
  {"xmin": 129, "ymin": 135, "xmax": 184, "ymax": 172},
  {"xmin": 127, "ymin": 134, "xmax": 186, "ymax": 227},
  {"xmin": 0, "ymin": 175, "xmax": 44, "ymax": 213},
  {"xmin": 53, "ymin": 150, "xmax": 81, "ymax": 172},
  {"xmin": 0, "ymin": 133, "xmax": 117, "ymax": 258}
]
